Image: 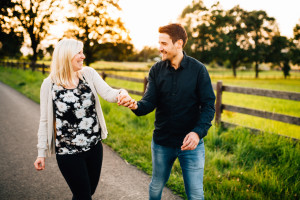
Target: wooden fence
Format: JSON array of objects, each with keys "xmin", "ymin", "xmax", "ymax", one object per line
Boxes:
[
  {"xmin": 1, "ymin": 60, "xmax": 300, "ymax": 140},
  {"xmin": 213, "ymin": 81, "xmax": 300, "ymax": 141},
  {"xmin": 0, "ymin": 60, "xmax": 49, "ymax": 74}
]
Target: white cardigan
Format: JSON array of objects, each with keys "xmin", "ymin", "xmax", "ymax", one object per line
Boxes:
[{"xmin": 37, "ymin": 67, "xmax": 121, "ymax": 157}]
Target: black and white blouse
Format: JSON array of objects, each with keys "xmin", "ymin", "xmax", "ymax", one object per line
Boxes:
[{"xmin": 52, "ymin": 78, "xmax": 101, "ymax": 155}]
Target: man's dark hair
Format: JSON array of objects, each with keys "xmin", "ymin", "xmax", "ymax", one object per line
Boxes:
[{"xmin": 158, "ymin": 23, "xmax": 188, "ymax": 48}]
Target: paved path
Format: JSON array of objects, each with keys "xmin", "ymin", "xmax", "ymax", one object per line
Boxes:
[{"xmin": 0, "ymin": 82, "xmax": 182, "ymax": 200}]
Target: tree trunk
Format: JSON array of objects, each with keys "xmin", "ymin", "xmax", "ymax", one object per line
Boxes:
[
  {"xmin": 232, "ymin": 63, "xmax": 237, "ymax": 78},
  {"xmin": 30, "ymin": 36, "xmax": 38, "ymax": 71},
  {"xmin": 255, "ymin": 61, "xmax": 259, "ymax": 78}
]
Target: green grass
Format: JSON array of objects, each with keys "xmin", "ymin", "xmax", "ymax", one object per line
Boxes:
[
  {"xmin": 0, "ymin": 67, "xmax": 48, "ymax": 102},
  {"xmin": 1, "ymin": 66, "xmax": 299, "ymax": 199}
]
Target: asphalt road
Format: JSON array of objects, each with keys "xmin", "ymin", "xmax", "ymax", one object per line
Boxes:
[{"xmin": 0, "ymin": 81, "xmax": 182, "ymax": 200}]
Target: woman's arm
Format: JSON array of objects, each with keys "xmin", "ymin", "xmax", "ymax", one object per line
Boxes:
[
  {"xmin": 34, "ymin": 79, "xmax": 49, "ymax": 170},
  {"xmin": 90, "ymin": 68, "xmax": 127, "ymax": 103}
]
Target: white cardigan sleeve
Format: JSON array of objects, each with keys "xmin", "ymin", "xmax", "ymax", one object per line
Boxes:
[
  {"xmin": 37, "ymin": 79, "xmax": 49, "ymax": 157},
  {"xmin": 89, "ymin": 67, "xmax": 121, "ymax": 103}
]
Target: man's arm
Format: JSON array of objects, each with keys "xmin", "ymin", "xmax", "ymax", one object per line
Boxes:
[
  {"xmin": 181, "ymin": 66, "xmax": 215, "ymax": 151},
  {"xmin": 131, "ymin": 66, "xmax": 158, "ymax": 116},
  {"xmin": 192, "ymin": 66, "xmax": 216, "ymax": 139}
]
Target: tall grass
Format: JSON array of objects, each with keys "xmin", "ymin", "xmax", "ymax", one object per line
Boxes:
[{"xmin": 1, "ymin": 66, "xmax": 299, "ymax": 199}]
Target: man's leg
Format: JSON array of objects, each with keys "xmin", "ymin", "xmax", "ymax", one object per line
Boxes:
[
  {"xmin": 149, "ymin": 139, "xmax": 177, "ymax": 200},
  {"xmin": 178, "ymin": 139, "xmax": 205, "ymax": 200}
]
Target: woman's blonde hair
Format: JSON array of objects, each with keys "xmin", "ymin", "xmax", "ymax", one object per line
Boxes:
[{"xmin": 50, "ymin": 38, "xmax": 84, "ymax": 87}]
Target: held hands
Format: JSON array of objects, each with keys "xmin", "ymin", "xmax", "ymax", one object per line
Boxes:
[
  {"xmin": 116, "ymin": 90, "xmax": 138, "ymax": 110},
  {"xmin": 181, "ymin": 132, "xmax": 200, "ymax": 151},
  {"xmin": 34, "ymin": 157, "xmax": 45, "ymax": 171}
]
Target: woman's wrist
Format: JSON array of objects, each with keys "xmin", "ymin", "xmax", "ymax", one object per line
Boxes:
[{"xmin": 119, "ymin": 89, "xmax": 128, "ymax": 95}]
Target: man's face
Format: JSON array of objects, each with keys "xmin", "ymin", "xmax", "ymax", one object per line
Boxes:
[{"xmin": 158, "ymin": 33, "xmax": 179, "ymax": 61}]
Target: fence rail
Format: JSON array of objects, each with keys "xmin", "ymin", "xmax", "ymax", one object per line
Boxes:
[
  {"xmin": 1, "ymin": 60, "xmax": 300, "ymax": 140},
  {"xmin": 214, "ymin": 80, "xmax": 300, "ymax": 140}
]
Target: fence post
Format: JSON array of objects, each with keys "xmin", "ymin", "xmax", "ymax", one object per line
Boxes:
[
  {"xmin": 215, "ymin": 80, "xmax": 223, "ymax": 125},
  {"xmin": 31, "ymin": 61, "xmax": 35, "ymax": 71},
  {"xmin": 143, "ymin": 77, "xmax": 148, "ymax": 95},
  {"xmin": 101, "ymin": 72, "xmax": 107, "ymax": 80}
]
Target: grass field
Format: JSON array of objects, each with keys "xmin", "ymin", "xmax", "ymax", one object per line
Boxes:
[{"xmin": 0, "ymin": 66, "xmax": 299, "ymax": 199}]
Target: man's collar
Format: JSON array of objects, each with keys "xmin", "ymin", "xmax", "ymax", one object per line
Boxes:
[
  {"xmin": 166, "ymin": 51, "xmax": 187, "ymax": 69},
  {"xmin": 180, "ymin": 51, "xmax": 188, "ymax": 68}
]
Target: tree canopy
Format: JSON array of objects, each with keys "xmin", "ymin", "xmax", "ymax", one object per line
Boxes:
[{"xmin": 65, "ymin": 0, "xmax": 132, "ymax": 66}]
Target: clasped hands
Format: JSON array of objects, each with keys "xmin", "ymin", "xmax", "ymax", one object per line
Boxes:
[{"xmin": 117, "ymin": 90, "xmax": 137, "ymax": 110}]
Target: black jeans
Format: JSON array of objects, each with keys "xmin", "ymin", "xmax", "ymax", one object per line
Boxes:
[{"xmin": 56, "ymin": 142, "xmax": 103, "ymax": 200}]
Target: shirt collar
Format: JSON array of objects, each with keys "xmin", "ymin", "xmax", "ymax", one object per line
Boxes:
[
  {"xmin": 166, "ymin": 51, "xmax": 188, "ymax": 70},
  {"xmin": 180, "ymin": 51, "xmax": 188, "ymax": 69}
]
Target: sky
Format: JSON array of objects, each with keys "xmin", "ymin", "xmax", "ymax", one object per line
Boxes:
[{"xmin": 118, "ymin": 0, "xmax": 300, "ymax": 50}]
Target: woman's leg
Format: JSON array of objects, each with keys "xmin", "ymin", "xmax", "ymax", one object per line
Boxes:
[
  {"xmin": 85, "ymin": 141, "xmax": 103, "ymax": 195},
  {"xmin": 56, "ymin": 154, "xmax": 92, "ymax": 200}
]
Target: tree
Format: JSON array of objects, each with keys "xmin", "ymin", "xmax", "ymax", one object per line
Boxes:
[
  {"xmin": 291, "ymin": 22, "xmax": 300, "ymax": 65},
  {"xmin": 66, "ymin": 0, "xmax": 132, "ymax": 66},
  {"xmin": 94, "ymin": 42, "xmax": 134, "ymax": 61},
  {"xmin": 179, "ymin": 0, "xmax": 214, "ymax": 63},
  {"xmin": 266, "ymin": 35, "xmax": 292, "ymax": 78},
  {"xmin": 136, "ymin": 46, "xmax": 160, "ymax": 62},
  {"xmin": 242, "ymin": 10, "xmax": 278, "ymax": 78},
  {"xmin": 0, "ymin": 0, "xmax": 23, "ymax": 58},
  {"xmin": 221, "ymin": 6, "xmax": 248, "ymax": 77},
  {"xmin": 3, "ymin": 0, "xmax": 61, "ymax": 66}
]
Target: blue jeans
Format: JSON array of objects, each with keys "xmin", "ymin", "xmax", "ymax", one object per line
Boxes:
[{"xmin": 149, "ymin": 139, "xmax": 205, "ymax": 200}]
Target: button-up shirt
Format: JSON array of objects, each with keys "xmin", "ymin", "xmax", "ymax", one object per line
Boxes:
[{"xmin": 133, "ymin": 52, "xmax": 216, "ymax": 148}]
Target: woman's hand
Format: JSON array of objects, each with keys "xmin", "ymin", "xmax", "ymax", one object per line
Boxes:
[
  {"xmin": 117, "ymin": 89, "xmax": 138, "ymax": 110},
  {"xmin": 34, "ymin": 157, "xmax": 45, "ymax": 171}
]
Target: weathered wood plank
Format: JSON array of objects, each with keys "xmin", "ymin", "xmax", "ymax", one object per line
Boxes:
[
  {"xmin": 111, "ymin": 86, "xmax": 144, "ymax": 96},
  {"xmin": 222, "ymin": 85, "xmax": 300, "ymax": 101},
  {"xmin": 215, "ymin": 81, "xmax": 223, "ymax": 124},
  {"xmin": 105, "ymin": 74, "xmax": 144, "ymax": 83},
  {"xmin": 97, "ymin": 68, "xmax": 149, "ymax": 72},
  {"xmin": 222, "ymin": 104, "xmax": 300, "ymax": 125}
]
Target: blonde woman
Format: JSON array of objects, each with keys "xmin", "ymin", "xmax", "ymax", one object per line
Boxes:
[{"xmin": 34, "ymin": 38, "xmax": 132, "ymax": 199}]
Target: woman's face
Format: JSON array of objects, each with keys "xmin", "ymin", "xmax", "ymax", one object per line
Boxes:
[{"xmin": 71, "ymin": 49, "xmax": 85, "ymax": 72}]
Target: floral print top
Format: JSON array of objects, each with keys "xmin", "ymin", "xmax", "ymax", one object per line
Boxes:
[{"xmin": 52, "ymin": 78, "xmax": 101, "ymax": 155}]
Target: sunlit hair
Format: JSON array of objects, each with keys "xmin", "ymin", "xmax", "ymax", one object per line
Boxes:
[
  {"xmin": 158, "ymin": 23, "xmax": 188, "ymax": 48},
  {"xmin": 50, "ymin": 38, "xmax": 84, "ymax": 87}
]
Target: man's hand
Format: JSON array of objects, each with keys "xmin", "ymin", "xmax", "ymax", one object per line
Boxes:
[
  {"xmin": 127, "ymin": 100, "xmax": 138, "ymax": 110},
  {"xmin": 181, "ymin": 132, "xmax": 200, "ymax": 151},
  {"xmin": 34, "ymin": 157, "xmax": 45, "ymax": 171}
]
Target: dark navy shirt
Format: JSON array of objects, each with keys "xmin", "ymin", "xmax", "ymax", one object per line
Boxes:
[{"xmin": 133, "ymin": 52, "xmax": 216, "ymax": 148}]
